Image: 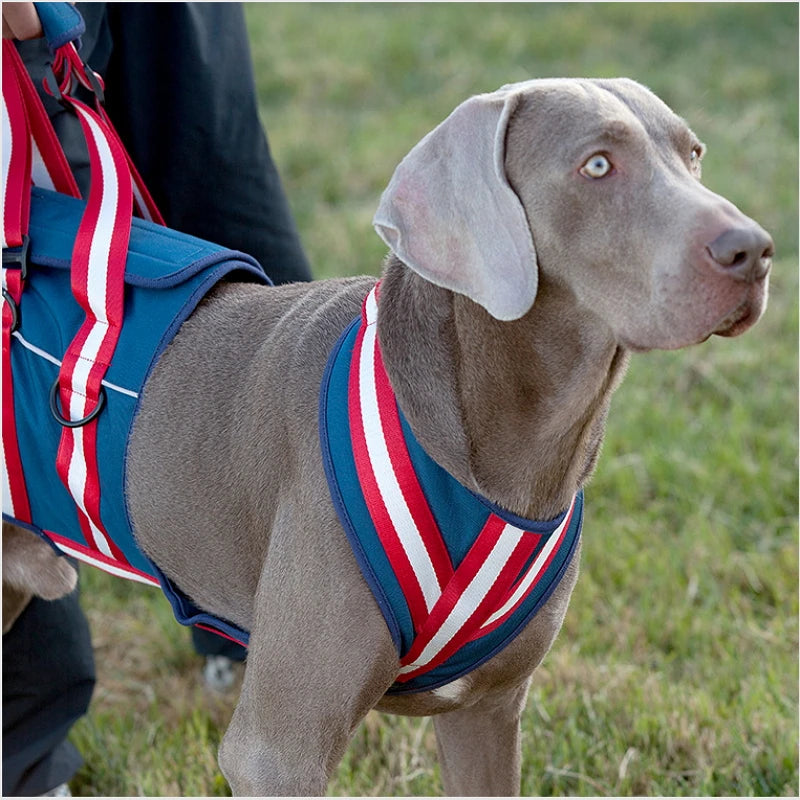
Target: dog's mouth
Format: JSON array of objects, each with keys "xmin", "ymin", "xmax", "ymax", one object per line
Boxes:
[{"xmin": 712, "ymin": 300, "xmax": 753, "ymax": 337}]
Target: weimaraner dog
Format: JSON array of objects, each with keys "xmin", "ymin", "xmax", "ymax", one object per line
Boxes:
[{"xmin": 4, "ymin": 78, "xmax": 772, "ymax": 795}]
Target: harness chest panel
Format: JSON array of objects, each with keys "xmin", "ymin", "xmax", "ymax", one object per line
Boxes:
[
  {"xmin": 3, "ymin": 187, "xmax": 268, "ymax": 645},
  {"xmin": 320, "ymin": 286, "xmax": 583, "ymax": 694}
]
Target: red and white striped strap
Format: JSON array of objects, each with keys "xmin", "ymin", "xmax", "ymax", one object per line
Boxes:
[
  {"xmin": 2, "ymin": 38, "xmax": 161, "ymax": 568},
  {"xmin": 52, "ymin": 91, "xmax": 133, "ymax": 562},
  {"xmin": 349, "ymin": 285, "xmax": 578, "ymax": 682},
  {"xmin": 2, "ymin": 40, "xmax": 36, "ymax": 522},
  {"xmin": 50, "ymin": 44, "xmax": 165, "ymax": 224},
  {"xmin": 348, "ymin": 285, "xmax": 454, "ymax": 632}
]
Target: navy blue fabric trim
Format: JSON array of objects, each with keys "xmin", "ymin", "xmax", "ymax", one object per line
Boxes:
[
  {"xmin": 319, "ymin": 317, "xmax": 403, "ymax": 654},
  {"xmin": 466, "ymin": 486, "xmax": 570, "ymax": 533},
  {"xmin": 151, "ymin": 563, "xmax": 250, "ymax": 646},
  {"xmin": 121, "ymin": 264, "xmax": 269, "ymax": 644},
  {"xmin": 33, "ymin": 2, "xmax": 85, "ymax": 52}
]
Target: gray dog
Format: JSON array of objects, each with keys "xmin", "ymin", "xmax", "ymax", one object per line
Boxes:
[{"xmin": 4, "ymin": 78, "xmax": 772, "ymax": 795}]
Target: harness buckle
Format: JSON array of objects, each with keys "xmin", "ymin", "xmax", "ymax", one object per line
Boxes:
[{"xmin": 2, "ymin": 235, "xmax": 30, "ymax": 281}]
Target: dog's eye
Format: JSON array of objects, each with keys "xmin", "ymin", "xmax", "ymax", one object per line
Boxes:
[
  {"xmin": 580, "ymin": 154, "xmax": 613, "ymax": 179},
  {"xmin": 689, "ymin": 143, "xmax": 704, "ymax": 174}
]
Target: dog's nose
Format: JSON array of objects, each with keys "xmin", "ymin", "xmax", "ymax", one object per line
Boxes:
[{"xmin": 706, "ymin": 225, "xmax": 774, "ymax": 282}]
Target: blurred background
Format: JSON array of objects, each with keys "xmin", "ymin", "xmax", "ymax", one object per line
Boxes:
[{"xmin": 71, "ymin": 3, "xmax": 797, "ymax": 795}]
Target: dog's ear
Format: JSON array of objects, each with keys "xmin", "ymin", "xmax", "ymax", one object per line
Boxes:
[{"xmin": 373, "ymin": 88, "xmax": 536, "ymax": 321}]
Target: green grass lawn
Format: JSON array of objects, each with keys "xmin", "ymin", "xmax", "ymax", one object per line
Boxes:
[{"xmin": 69, "ymin": 3, "xmax": 797, "ymax": 796}]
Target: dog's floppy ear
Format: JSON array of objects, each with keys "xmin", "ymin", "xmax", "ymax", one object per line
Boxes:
[{"xmin": 373, "ymin": 88, "xmax": 536, "ymax": 321}]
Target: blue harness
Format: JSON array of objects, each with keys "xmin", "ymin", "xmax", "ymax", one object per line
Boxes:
[
  {"xmin": 320, "ymin": 286, "xmax": 583, "ymax": 694},
  {"xmin": 3, "ymin": 187, "xmax": 267, "ymax": 645},
  {"xmin": 7, "ymin": 199, "xmax": 581, "ymax": 688}
]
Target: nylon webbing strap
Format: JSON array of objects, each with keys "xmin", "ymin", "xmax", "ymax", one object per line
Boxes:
[
  {"xmin": 2, "ymin": 37, "xmax": 162, "ymax": 567},
  {"xmin": 45, "ymin": 49, "xmax": 134, "ymax": 563},
  {"xmin": 2, "ymin": 41, "xmax": 34, "ymax": 522}
]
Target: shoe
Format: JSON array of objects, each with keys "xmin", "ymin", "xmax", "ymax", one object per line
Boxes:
[
  {"xmin": 41, "ymin": 784, "xmax": 71, "ymax": 797},
  {"xmin": 203, "ymin": 654, "xmax": 237, "ymax": 693}
]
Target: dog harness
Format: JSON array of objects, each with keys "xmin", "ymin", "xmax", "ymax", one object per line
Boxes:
[
  {"xmin": 320, "ymin": 285, "xmax": 583, "ymax": 694},
  {"xmin": 2, "ymin": 187, "xmax": 266, "ymax": 645}
]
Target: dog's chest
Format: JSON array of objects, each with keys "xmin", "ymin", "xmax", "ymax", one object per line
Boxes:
[{"xmin": 320, "ymin": 286, "xmax": 583, "ymax": 694}]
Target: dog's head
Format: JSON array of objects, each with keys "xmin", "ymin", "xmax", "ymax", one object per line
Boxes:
[{"xmin": 373, "ymin": 78, "xmax": 772, "ymax": 351}]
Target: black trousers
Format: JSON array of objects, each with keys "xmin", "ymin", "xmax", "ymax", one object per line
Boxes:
[
  {"xmin": 2, "ymin": 588, "xmax": 94, "ymax": 796},
  {"xmin": 4, "ymin": 3, "xmax": 310, "ymax": 794}
]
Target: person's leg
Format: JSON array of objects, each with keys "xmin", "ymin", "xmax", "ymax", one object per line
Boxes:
[
  {"xmin": 2, "ymin": 588, "xmax": 95, "ymax": 796},
  {"xmin": 99, "ymin": 2, "xmax": 312, "ymax": 284}
]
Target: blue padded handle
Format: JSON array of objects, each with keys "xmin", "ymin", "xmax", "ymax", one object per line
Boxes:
[{"xmin": 33, "ymin": 2, "xmax": 85, "ymax": 51}]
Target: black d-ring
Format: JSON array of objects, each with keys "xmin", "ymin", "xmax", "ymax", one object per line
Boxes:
[
  {"xmin": 49, "ymin": 379, "xmax": 106, "ymax": 428},
  {"xmin": 2, "ymin": 289, "xmax": 20, "ymax": 333}
]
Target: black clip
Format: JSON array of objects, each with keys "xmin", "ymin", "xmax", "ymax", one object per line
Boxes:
[
  {"xmin": 43, "ymin": 63, "xmax": 67, "ymax": 106},
  {"xmin": 82, "ymin": 63, "xmax": 104, "ymax": 105},
  {"xmin": 2, "ymin": 235, "xmax": 30, "ymax": 281},
  {"xmin": 49, "ymin": 379, "xmax": 107, "ymax": 428},
  {"xmin": 44, "ymin": 60, "xmax": 104, "ymax": 107}
]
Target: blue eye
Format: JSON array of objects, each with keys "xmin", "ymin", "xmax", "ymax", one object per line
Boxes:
[{"xmin": 580, "ymin": 154, "xmax": 612, "ymax": 179}]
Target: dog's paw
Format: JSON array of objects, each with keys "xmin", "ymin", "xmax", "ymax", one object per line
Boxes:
[{"xmin": 2, "ymin": 523, "xmax": 78, "ymax": 600}]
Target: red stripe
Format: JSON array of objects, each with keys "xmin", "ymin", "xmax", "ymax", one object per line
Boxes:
[
  {"xmin": 5, "ymin": 42, "xmax": 80, "ymax": 198},
  {"xmin": 194, "ymin": 624, "xmax": 248, "ymax": 649},
  {"xmin": 372, "ymin": 325, "xmax": 453, "ymax": 586},
  {"xmin": 398, "ymin": 518, "xmax": 538, "ymax": 682},
  {"xmin": 348, "ymin": 311, "xmax": 431, "ymax": 632},
  {"xmin": 399, "ymin": 515, "xmax": 507, "ymax": 669},
  {"xmin": 3, "ymin": 43, "xmax": 32, "ymax": 247},
  {"xmin": 471, "ymin": 502, "xmax": 574, "ymax": 639},
  {"xmin": 46, "ymin": 530, "xmax": 159, "ymax": 586},
  {"xmin": 52, "ymin": 96, "xmax": 132, "ymax": 563},
  {"xmin": 2, "ymin": 287, "xmax": 32, "ymax": 523}
]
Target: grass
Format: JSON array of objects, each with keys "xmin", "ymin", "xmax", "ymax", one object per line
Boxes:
[{"xmin": 67, "ymin": 3, "xmax": 796, "ymax": 796}]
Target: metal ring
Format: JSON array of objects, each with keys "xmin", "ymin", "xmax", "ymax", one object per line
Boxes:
[
  {"xmin": 49, "ymin": 379, "xmax": 106, "ymax": 428},
  {"xmin": 2, "ymin": 289, "xmax": 20, "ymax": 333}
]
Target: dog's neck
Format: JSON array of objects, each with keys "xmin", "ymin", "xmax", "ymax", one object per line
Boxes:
[{"xmin": 377, "ymin": 255, "xmax": 629, "ymax": 520}]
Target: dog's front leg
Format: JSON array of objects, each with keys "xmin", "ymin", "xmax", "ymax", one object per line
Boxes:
[
  {"xmin": 432, "ymin": 678, "xmax": 531, "ymax": 796},
  {"xmin": 218, "ymin": 509, "xmax": 399, "ymax": 796}
]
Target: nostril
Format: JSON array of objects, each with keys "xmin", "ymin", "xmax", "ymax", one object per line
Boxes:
[
  {"xmin": 730, "ymin": 251, "xmax": 748, "ymax": 267},
  {"xmin": 706, "ymin": 226, "xmax": 772, "ymax": 280}
]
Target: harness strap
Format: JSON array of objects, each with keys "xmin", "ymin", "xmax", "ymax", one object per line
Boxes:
[
  {"xmin": 2, "ymin": 42, "xmax": 33, "ymax": 521},
  {"xmin": 50, "ymin": 45, "xmax": 165, "ymax": 225},
  {"xmin": 348, "ymin": 285, "xmax": 580, "ymax": 684},
  {"xmin": 2, "ymin": 37, "xmax": 141, "ymax": 565},
  {"xmin": 51, "ymin": 89, "xmax": 133, "ymax": 562}
]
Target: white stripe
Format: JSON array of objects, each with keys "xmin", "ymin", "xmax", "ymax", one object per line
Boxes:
[
  {"xmin": 10, "ymin": 331, "xmax": 138, "ymax": 397},
  {"xmin": 60, "ymin": 107, "xmax": 123, "ymax": 558},
  {"xmin": 74, "ymin": 107, "xmax": 119, "ymax": 325},
  {"xmin": 31, "ymin": 139, "xmax": 57, "ymax": 190},
  {"xmin": 49, "ymin": 540, "xmax": 159, "ymax": 586},
  {"xmin": 479, "ymin": 496, "xmax": 576, "ymax": 629},
  {"xmin": 359, "ymin": 289, "xmax": 442, "ymax": 611},
  {"xmin": 2, "ymin": 435, "xmax": 16, "ymax": 517},
  {"xmin": 2, "ymin": 91, "xmax": 14, "ymax": 249},
  {"xmin": 398, "ymin": 524, "xmax": 525, "ymax": 674},
  {"xmin": 132, "ymin": 180, "xmax": 154, "ymax": 222},
  {"xmin": 2, "ymin": 91, "xmax": 18, "ymax": 512},
  {"xmin": 67, "ymin": 319, "xmax": 110, "ymax": 404}
]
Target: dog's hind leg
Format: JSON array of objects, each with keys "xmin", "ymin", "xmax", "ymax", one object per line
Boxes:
[
  {"xmin": 432, "ymin": 678, "xmax": 531, "ymax": 796},
  {"xmin": 218, "ymin": 509, "xmax": 398, "ymax": 796}
]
